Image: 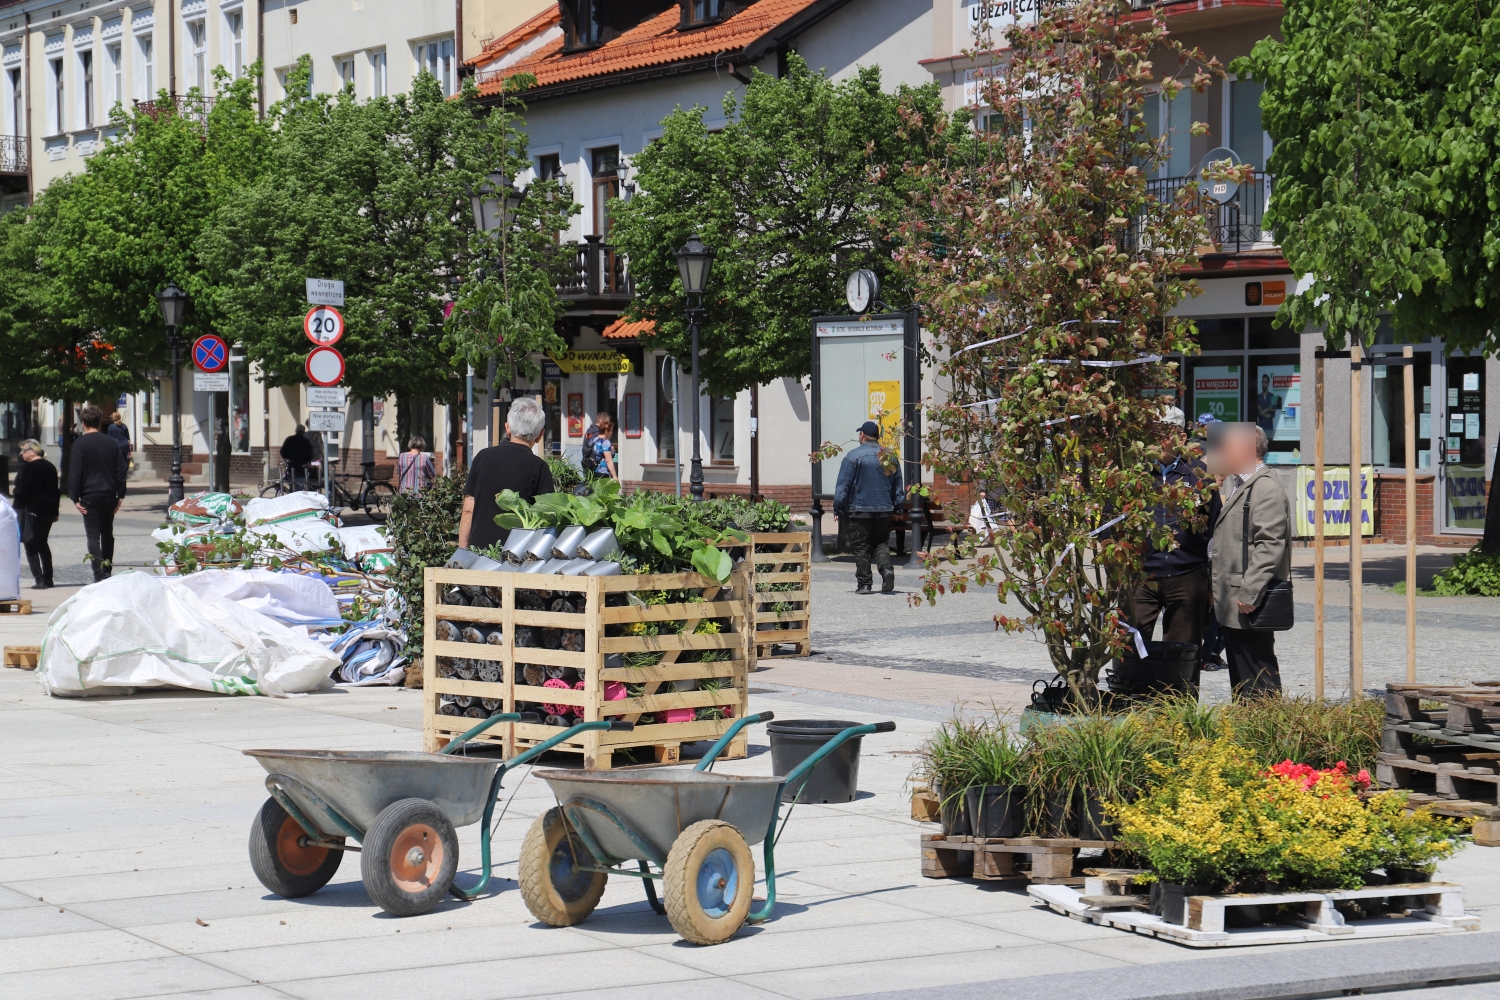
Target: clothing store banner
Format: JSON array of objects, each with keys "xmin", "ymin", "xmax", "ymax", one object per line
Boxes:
[{"xmin": 1295, "ymin": 465, "xmax": 1374, "ymax": 537}]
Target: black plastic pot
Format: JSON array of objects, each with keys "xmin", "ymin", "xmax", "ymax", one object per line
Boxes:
[
  {"xmin": 1043, "ymin": 789, "xmax": 1077, "ymax": 838},
  {"xmin": 1077, "ymin": 792, "xmax": 1117, "ymax": 841},
  {"xmin": 1109, "ymin": 641, "xmax": 1199, "ymax": 696},
  {"xmin": 938, "ymin": 784, "xmax": 971, "ymax": 837},
  {"xmin": 965, "ymin": 785, "xmax": 1020, "ymax": 839},
  {"xmin": 768, "ymin": 719, "xmax": 863, "ymax": 803},
  {"xmin": 1384, "ymin": 867, "xmax": 1434, "ymax": 885},
  {"xmin": 1151, "ymin": 882, "xmax": 1218, "ymax": 925}
]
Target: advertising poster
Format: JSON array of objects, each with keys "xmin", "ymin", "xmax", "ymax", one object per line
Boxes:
[
  {"xmin": 1295, "ymin": 465, "xmax": 1374, "ymax": 537},
  {"xmin": 1254, "ymin": 364, "xmax": 1301, "ymax": 442},
  {"xmin": 1445, "ymin": 466, "xmax": 1488, "ymax": 529},
  {"xmin": 867, "ymin": 380, "xmax": 901, "ymax": 448},
  {"xmin": 1192, "ymin": 365, "xmax": 1241, "ymax": 422},
  {"xmin": 567, "ymin": 393, "xmax": 584, "ymax": 437}
]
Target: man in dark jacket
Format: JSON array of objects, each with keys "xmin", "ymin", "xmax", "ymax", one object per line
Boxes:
[
  {"xmin": 69, "ymin": 404, "xmax": 128, "ymax": 582},
  {"xmin": 1131, "ymin": 453, "xmax": 1221, "ymax": 671},
  {"xmin": 280, "ymin": 425, "xmax": 316, "ymax": 489},
  {"xmin": 834, "ymin": 420, "xmax": 904, "ymax": 595}
]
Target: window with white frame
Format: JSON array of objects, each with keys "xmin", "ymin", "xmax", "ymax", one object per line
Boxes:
[
  {"xmin": 369, "ymin": 49, "xmax": 386, "ymax": 97},
  {"xmin": 79, "ymin": 48, "xmax": 93, "ymax": 128},
  {"xmin": 225, "ymin": 8, "xmax": 244, "ymax": 78},
  {"xmin": 49, "ymin": 57, "xmax": 63, "ymax": 134},
  {"xmin": 415, "ymin": 37, "xmax": 454, "ymax": 96},
  {"xmin": 136, "ymin": 33, "xmax": 153, "ymax": 100},
  {"xmin": 6, "ymin": 66, "xmax": 20, "ymax": 138},
  {"xmin": 106, "ymin": 43, "xmax": 121, "ymax": 109},
  {"xmin": 337, "ymin": 57, "xmax": 354, "ymax": 92},
  {"xmin": 186, "ymin": 18, "xmax": 206, "ymax": 92}
]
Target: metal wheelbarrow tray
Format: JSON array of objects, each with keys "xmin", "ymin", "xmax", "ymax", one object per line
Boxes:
[{"xmin": 520, "ymin": 713, "xmax": 896, "ymax": 945}]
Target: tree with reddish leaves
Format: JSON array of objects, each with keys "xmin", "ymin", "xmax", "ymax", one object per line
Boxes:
[{"xmin": 899, "ymin": 0, "xmax": 1226, "ymax": 703}]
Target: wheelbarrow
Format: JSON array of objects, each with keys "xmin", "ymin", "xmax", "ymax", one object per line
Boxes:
[
  {"xmin": 520, "ymin": 712, "xmax": 895, "ymax": 945},
  {"xmin": 244, "ymin": 715, "xmax": 633, "ymax": 916}
]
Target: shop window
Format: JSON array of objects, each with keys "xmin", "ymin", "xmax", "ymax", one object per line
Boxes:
[
  {"xmin": 1371, "ymin": 353, "xmax": 1432, "ymax": 470},
  {"xmin": 1250, "ymin": 356, "xmax": 1301, "ymax": 464},
  {"xmin": 230, "ymin": 354, "xmax": 251, "ymax": 453},
  {"xmin": 1192, "ymin": 317, "xmax": 1244, "ymax": 352},
  {"xmin": 1248, "ymin": 315, "xmax": 1298, "ymax": 350},
  {"xmin": 656, "ymin": 355, "xmax": 676, "ymax": 461},
  {"xmin": 1187, "ymin": 357, "xmax": 1242, "ymax": 424},
  {"xmin": 1444, "ymin": 357, "xmax": 1487, "ymax": 530}
]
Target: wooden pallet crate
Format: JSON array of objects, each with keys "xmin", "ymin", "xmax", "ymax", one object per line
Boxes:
[
  {"xmin": 1386, "ymin": 683, "xmax": 1500, "ymax": 735},
  {"xmin": 748, "ymin": 532, "xmax": 811, "ymax": 664},
  {"xmin": 3, "ymin": 645, "xmax": 39, "ymax": 669},
  {"xmin": 920, "ymin": 833, "xmax": 1121, "ymax": 885},
  {"xmin": 422, "ymin": 565, "xmax": 750, "ymax": 769},
  {"xmin": 0, "ymin": 599, "xmax": 32, "ymax": 615}
]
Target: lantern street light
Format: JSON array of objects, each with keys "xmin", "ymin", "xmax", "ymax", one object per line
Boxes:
[
  {"xmin": 156, "ymin": 281, "xmax": 189, "ymax": 506},
  {"xmin": 673, "ymin": 234, "xmax": 715, "ymax": 501},
  {"xmin": 469, "ymin": 174, "xmax": 524, "ymax": 453}
]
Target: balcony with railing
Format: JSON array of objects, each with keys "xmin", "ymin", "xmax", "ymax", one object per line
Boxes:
[
  {"xmin": 0, "ymin": 135, "xmax": 27, "ymax": 175},
  {"xmin": 1144, "ymin": 170, "xmax": 1273, "ymax": 254},
  {"xmin": 557, "ymin": 234, "xmax": 635, "ymax": 302}
]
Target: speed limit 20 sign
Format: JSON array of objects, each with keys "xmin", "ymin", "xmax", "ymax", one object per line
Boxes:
[{"xmin": 304, "ymin": 305, "xmax": 345, "ymax": 346}]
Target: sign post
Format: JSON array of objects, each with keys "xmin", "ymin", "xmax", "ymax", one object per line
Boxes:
[
  {"xmin": 192, "ymin": 335, "xmax": 230, "ymax": 493},
  {"xmin": 305, "ymin": 350, "xmax": 346, "ymax": 506}
]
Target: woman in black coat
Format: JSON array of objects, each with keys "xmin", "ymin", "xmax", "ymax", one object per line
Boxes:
[{"xmin": 12, "ymin": 439, "xmax": 59, "ymax": 588}]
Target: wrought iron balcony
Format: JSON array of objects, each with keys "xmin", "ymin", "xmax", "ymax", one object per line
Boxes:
[
  {"xmin": 1144, "ymin": 170, "xmax": 1273, "ymax": 254},
  {"xmin": 132, "ymin": 96, "xmax": 215, "ymax": 124},
  {"xmin": 0, "ymin": 135, "xmax": 25, "ymax": 174},
  {"xmin": 558, "ymin": 235, "xmax": 634, "ymax": 300}
]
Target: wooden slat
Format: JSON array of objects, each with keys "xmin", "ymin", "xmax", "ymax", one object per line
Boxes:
[
  {"xmin": 432, "ymin": 678, "xmax": 509, "ymax": 698},
  {"xmin": 755, "ymin": 571, "xmax": 810, "ymax": 585},
  {"xmin": 602, "ymin": 662, "xmax": 744, "ymax": 684},
  {"xmin": 513, "ymin": 610, "xmax": 587, "ymax": 628},
  {"xmin": 432, "ymin": 605, "xmax": 506, "ymax": 625},
  {"xmin": 751, "ymin": 532, "xmax": 814, "ymax": 544},
  {"xmin": 423, "ymin": 568, "xmax": 440, "ymax": 752},
  {"xmin": 509, "ymin": 647, "xmax": 590, "ymax": 669},
  {"xmin": 601, "ymin": 633, "xmax": 740, "ymax": 654},
  {"xmin": 513, "ymin": 683, "xmax": 590, "ymax": 708},
  {"xmin": 431, "ymin": 640, "xmax": 508, "ymax": 663},
  {"xmin": 754, "ymin": 589, "xmax": 811, "ymax": 603},
  {"xmin": 597, "ymin": 571, "xmax": 719, "ymax": 591},
  {"xmin": 599, "ymin": 600, "xmax": 742, "ymax": 625},
  {"xmin": 438, "ymin": 568, "xmax": 591, "ymax": 590},
  {"xmin": 756, "ymin": 609, "xmax": 810, "ymax": 623}
]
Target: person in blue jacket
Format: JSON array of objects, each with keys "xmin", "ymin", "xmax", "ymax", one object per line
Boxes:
[{"xmin": 834, "ymin": 420, "xmax": 904, "ymax": 594}]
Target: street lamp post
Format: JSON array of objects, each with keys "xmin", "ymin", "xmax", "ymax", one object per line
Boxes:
[
  {"xmin": 156, "ymin": 282, "xmax": 188, "ymax": 506},
  {"xmin": 673, "ymin": 234, "xmax": 714, "ymax": 501},
  {"xmin": 470, "ymin": 173, "xmax": 524, "ymax": 449}
]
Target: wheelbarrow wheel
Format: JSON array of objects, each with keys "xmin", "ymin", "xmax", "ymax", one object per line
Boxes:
[
  {"xmin": 662, "ymin": 819, "xmax": 753, "ymax": 945},
  {"xmin": 519, "ymin": 807, "xmax": 607, "ymax": 926},
  {"xmin": 360, "ymin": 798, "xmax": 459, "ymax": 917},
  {"xmin": 248, "ymin": 797, "xmax": 343, "ymax": 898}
]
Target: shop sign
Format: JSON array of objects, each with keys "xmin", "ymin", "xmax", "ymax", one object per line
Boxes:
[
  {"xmin": 1445, "ymin": 466, "xmax": 1488, "ymax": 529},
  {"xmin": 1294, "ymin": 465, "xmax": 1374, "ymax": 538},
  {"xmin": 548, "ymin": 350, "xmax": 632, "ymax": 374},
  {"xmin": 1244, "ymin": 280, "xmax": 1285, "ymax": 307},
  {"xmin": 1192, "ymin": 365, "xmax": 1241, "ymax": 422}
]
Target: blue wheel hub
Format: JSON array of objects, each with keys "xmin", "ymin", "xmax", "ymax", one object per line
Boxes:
[
  {"xmin": 695, "ymin": 847, "xmax": 739, "ymax": 918},
  {"xmin": 550, "ymin": 837, "xmax": 594, "ymax": 902}
]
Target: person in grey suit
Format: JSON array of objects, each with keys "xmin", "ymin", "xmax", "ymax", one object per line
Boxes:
[{"xmin": 1209, "ymin": 424, "xmax": 1291, "ymax": 696}]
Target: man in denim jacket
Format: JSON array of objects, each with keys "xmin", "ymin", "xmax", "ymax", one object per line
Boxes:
[{"xmin": 834, "ymin": 421, "xmax": 905, "ymax": 594}]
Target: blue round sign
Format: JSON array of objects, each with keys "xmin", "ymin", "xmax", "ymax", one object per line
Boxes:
[{"xmin": 193, "ymin": 334, "xmax": 228, "ymax": 373}]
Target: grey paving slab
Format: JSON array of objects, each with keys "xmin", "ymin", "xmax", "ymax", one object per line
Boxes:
[
  {"xmin": 508, "ymin": 981, "xmax": 789, "ymax": 1000},
  {"xmin": 0, "ymin": 955, "xmax": 253, "ymax": 1000},
  {"xmin": 0, "ymin": 926, "xmax": 179, "ymax": 973},
  {"xmin": 0, "ymin": 901, "xmax": 111, "ymax": 939}
]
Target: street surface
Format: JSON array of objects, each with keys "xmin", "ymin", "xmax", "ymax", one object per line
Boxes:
[{"xmin": 0, "ymin": 522, "xmax": 1497, "ymax": 999}]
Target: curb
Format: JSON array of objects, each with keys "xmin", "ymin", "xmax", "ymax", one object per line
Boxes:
[{"xmin": 836, "ymin": 929, "xmax": 1500, "ymax": 1000}]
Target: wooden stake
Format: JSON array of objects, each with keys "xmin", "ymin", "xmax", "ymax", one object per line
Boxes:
[
  {"xmin": 1350, "ymin": 345, "xmax": 1364, "ymax": 697},
  {"xmin": 1314, "ymin": 356, "xmax": 1325, "ymax": 700},
  {"xmin": 1403, "ymin": 345, "xmax": 1416, "ymax": 683}
]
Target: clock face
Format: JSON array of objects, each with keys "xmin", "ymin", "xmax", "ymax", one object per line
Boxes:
[{"xmin": 846, "ymin": 270, "xmax": 874, "ymax": 313}]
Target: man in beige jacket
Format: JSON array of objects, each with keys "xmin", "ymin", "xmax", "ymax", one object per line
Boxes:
[{"xmin": 1209, "ymin": 424, "xmax": 1291, "ymax": 695}]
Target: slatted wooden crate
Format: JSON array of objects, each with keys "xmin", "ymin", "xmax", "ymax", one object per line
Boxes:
[
  {"xmin": 0, "ymin": 599, "xmax": 32, "ymax": 615},
  {"xmin": 748, "ymin": 532, "xmax": 811, "ymax": 663},
  {"xmin": 422, "ymin": 565, "xmax": 751, "ymax": 769},
  {"xmin": 3, "ymin": 645, "xmax": 39, "ymax": 669}
]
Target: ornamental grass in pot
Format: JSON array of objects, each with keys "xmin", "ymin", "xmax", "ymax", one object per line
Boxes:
[
  {"xmin": 958, "ymin": 724, "xmax": 1027, "ymax": 839},
  {"xmin": 1024, "ymin": 711, "xmax": 1154, "ymax": 840}
]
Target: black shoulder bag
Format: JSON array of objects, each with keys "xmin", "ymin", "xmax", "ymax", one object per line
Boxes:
[{"xmin": 1240, "ymin": 478, "xmax": 1294, "ymax": 631}]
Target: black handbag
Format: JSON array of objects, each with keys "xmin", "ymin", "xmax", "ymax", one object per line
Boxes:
[
  {"xmin": 19, "ymin": 508, "xmax": 34, "ymax": 546},
  {"xmin": 1240, "ymin": 479, "xmax": 1294, "ymax": 631}
]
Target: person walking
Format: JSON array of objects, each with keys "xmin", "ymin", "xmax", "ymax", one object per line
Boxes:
[
  {"xmin": 107, "ymin": 412, "xmax": 132, "ymax": 470},
  {"xmin": 396, "ymin": 435, "xmax": 435, "ymax": 494},
  {"xmin": 458, "ymin": 395, "xmax": 555, "ymax": 552},
  {"xmin": 280, "ymin": 425, "xmax": 315, "ymax": 490},
  {"xmin": 12, "ymin": 439, "xmax": 59, "ymax": 589},
  {"xmin": 968, "ymin": 487, "xmax": 1000, "ymax": 543},
  {"xmin": 1208, "ymin": 424, "xmax": 1290, "ymax": 696},
  {"xmin": 834, "ymin": 420, "xmax": 904, "ymax": 595},
  {"xmin": 1130, "ymin": 452, "xmax": 1222, "ymax": 683},
  {"xmin": 586, "ymin": 412, "xmax": 617, "ymax": 480},
  {"xmin": 69, "ymin": 404, "xmax": 128, "ymax": 583}
]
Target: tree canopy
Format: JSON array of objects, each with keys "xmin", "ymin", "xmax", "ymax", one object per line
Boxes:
[{"xmin": 608, "ymin": 54, "xmax": 953, "ymax": 395}]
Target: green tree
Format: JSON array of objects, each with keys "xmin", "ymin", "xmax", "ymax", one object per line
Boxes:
[{"xmin": 609, "ymin": 55, "xmax": 952, "ymax": 395}]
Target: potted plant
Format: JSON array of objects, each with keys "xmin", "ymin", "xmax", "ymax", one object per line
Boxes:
[
  {"xmin": 913, "ymin": 720, "xmax": 990, "ymax": 837},
  {"xmin": 1026, "ymin": 712, "xmax": 1153, "ymax": 840},
  {"xmin": 958, "ymin": 723, "xmax": 1028, "ymax": 839}
]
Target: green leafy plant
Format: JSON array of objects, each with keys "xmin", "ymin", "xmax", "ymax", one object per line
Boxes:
[
  {"xmin": 386, "ymin": 470, "xmax": 467, "ymax": 686},
  {"xmin": 1431, "ymin": 549, "xmax": 1500, "ymax": 597}
]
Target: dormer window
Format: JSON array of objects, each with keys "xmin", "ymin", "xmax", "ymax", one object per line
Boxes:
[
  {"xmin": 687, "ymin": 0, "xmax": 721, "ymax": 24},
  {"xmin": 678, "ymin": 0, "xmax": 753, "ymax": 30},
  {"xmin": 561, "ymin": 0, "xmax": 604, "ymax": 51},
  {"xmin": 561, "ymin": 0, "xmax": 672, "ymax": 52}
]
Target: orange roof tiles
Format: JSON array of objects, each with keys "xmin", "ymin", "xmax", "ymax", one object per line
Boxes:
[
  {"xmin": 474, "ymin": 0, "xmax": 825, "ymax": 96},
  {"xmin": 601, "ymin": 316, "xmax": 655, "ymax": 340}
]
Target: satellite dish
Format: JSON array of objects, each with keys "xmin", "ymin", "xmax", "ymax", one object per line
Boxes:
[{"xmin": 1196, "ymin": 146, "xmax": 1241, "ymax": 205}]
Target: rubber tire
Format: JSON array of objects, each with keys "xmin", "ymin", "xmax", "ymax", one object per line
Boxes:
[
  {"xmin": 248, "ymin": 797, "xmax": 343, "ymax": 898},
  {"xmin": 362, "ymin": 482, "xmax": 396, "ymax": 522},
  {"xmin": 518, "ymin": 807, "xmax": 607, "ymax": 926},
  {"xmin": 662, "ymin": 819, "xmax": 754, "ymax": 945},
  {"xmin": 359, "ymin": 798, "xmax": 459, "ymax": 917}
]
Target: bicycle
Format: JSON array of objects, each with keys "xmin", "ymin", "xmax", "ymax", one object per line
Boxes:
[{"xmin": 260, "ymin": 462, "xmax": 395, "ymax": 522}]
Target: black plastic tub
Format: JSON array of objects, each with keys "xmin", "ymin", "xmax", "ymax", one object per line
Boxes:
[
  {"xmin": 768, "ymin": 719, "xmax": 864, "ymax": 803},
  {"xmin": 965, "ymin": 785, "xmax": 1020, "ymax": 838}
]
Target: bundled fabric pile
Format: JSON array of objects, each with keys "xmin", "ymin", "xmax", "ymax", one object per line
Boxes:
[
  {"xmin": 325, "ymin": 589, "xmax": 408, "ymax": 686},
  {"xmin": 150, "ymin": 491, "xmax": 245, "ymax": 550}
]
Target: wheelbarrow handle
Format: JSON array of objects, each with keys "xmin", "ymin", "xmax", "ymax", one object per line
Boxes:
[
  {"xmin": 694, "ymin": 711, "xmax": 775, "ymax": 771},
  {"xmin": 507, "ymin": 720, "xmax": 629, "ymax": 768},
  {"xmin": 439, "ymin": 713, "xmax": 524, "ymax": 755}
]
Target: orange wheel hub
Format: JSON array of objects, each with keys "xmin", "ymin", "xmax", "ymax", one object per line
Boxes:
[
  {"xmin": 276, "ymin": 816, "xmax": 330, "ymax": 876},
  {"xmin": 389, "ymin": 823, "xmax": 444, "ymax": 892}
]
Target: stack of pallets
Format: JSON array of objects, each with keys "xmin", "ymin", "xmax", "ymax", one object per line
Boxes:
[{"xmin": 1379, "ymin": 682, "xmax": 1500, "ymax": 847}]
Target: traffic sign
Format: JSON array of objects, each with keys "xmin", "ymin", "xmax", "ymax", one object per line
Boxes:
[
  {"xmin": 192, "ymin": 334, "xmax": 229, "ymax": 373},
  {"xmin": 304, "ymin": 305, "xmax": 345, "ymax": 346},
  {"xmin": 305, "ymin": 386, "xmax": 347, "ymax": 408},
  {"xmin": 306, "ymin": 278, "xmax": 345, "ymax": 307},
  {"xmin": 306, "ymin": 346, "xmax": 345, "ymax": 386},
  {"xmin": 193, "ymin": 372, "xmax": 229, "ymax": 393},
  {"xmin": 307, "ymin": 410, "xmax": 347, "ymax": 432}
]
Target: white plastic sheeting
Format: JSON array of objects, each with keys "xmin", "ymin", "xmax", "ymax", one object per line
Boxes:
[
  {"xmin": 242, "ymin": 491, "xmax": 340, "ymax": 554},
  {"xmin": 0, "ymin": 496, "xmax": 19, "ymax": 601},
  {"xmin": 37, "ymin": 573, "xmax": 338, "ymax": 698},
  {"xmin": 172, "ymin": 568, "xmax": 343, "ymax": 627}
]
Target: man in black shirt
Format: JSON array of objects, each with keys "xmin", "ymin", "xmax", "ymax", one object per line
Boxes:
[
  {"xmin": 69, "ymin": 403, "xmax": 128, "ymax": 582},
  {"xmin": 1130, "ymin": 453, "xmax": 1221, "ymax": 659},
  {"xmin": 280, "ymin": 425, "xmax": 316, "ymax": 489},
  {"xmin": 458, "ymin": 395, "xmax": 555, "ymax": 552}
]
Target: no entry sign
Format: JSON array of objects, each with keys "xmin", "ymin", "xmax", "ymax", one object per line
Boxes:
[
  {"xmin": 305, "ymin": 346, "xmax": 345, "ymax": 387},
  {"xmin": 304, "ymin": 305, "xmax": 345, "ymax": 346},
  {"xmin": 192, "ymin": 334, "xmax": 229, "ymax": 373}
]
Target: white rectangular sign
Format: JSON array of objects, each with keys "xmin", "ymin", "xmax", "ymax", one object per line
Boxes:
[
  {"xmin": 193, "ymin": 372, "xmax": 230, "ymax": 393},
  {"xmin": 305, "ymin": 386, "xmax": 348, "ymax": 408},
  {"xmin": 307, "ymin": 410, "xmax": 347, "ymax": 432},
  {"xmin": 306, "ymin": 278, "xmax": 345, "ymax": 307},
  {"xmin": 815, "ymin": 318, "xmax": 906, "ymax": 339}
]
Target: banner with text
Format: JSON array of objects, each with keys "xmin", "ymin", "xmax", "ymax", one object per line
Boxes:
[{"xmin": 1294, "ymin": 465, "xmax": 1374, "ymax": 537}]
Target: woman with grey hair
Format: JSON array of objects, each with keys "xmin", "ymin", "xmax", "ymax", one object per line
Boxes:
[
  {"xmin": 396, "ymin": 434, "xmax": 435, "ymax": 494},
  {"xmin": 457, "ymin": 395, "xmax": 555, "ymax": 552},
  {"xmin": 11, "ymin": 439, "xmax": 59, "ymax": 588}
]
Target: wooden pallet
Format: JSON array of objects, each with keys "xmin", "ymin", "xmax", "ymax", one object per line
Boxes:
[
  {"xmin": 0, "ymin": 599, "xmax": 32, "ymax": 615},
  {"xmin": 748, "ymin": 532, "xmax": 811, "ymax": 664},
  {"xmin": 920, "ymin": 833, "xmax": 1121, "ymax": 885},
  {"xmin": 3, "ymin": 645, "xmax": 39, "ymax": 669},
  {"xmin": 1377, "ymin": 755, "xmax": 1500, "ymax": 805},
  {"xmin": 423, "ymin": 566, "xmax": 750, "ymax": 769},
  {"xmin": 1386, "ymin": 683, "xmax": 1500, "ymax": 734}
]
